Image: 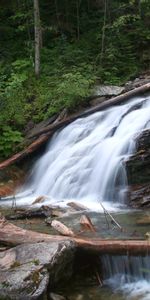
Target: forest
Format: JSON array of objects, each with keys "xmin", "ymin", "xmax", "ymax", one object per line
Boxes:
[{"xmin": 0, "ymin": 0, "xmax": 150, "ymax": 159}]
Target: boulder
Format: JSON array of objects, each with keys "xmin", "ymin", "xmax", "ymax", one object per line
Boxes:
[
  {"xmin": 126, "ymin": 129, "xmax": 150, "ymax": 208},
  {"xmin": 125, "ymin": 75, "xmax": 150, "ymax": 91},
  {"xmin": 93, "ymin": 85, "xmax": 124, "ymax": 97},
  {"xmin": 0, "ymin": 241, "xmax": 75, "ymax": 300}
]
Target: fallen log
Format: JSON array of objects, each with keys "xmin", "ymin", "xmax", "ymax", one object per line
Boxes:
[
  {"xmin": 67, "ymin": 202, "xmax": 89, "ymax": 211},
  {"xmin": 80, "ymin": 214, "xmax": 96, "ymax": 232},
  {"xmin": 27, "ymin": 82, "xmax": 150, "ymax": 140},
  {"xmin": 7, "ymin": 206, "xmax": 52, "ymax": 220},
  {"xmin": 0, "ymin": 83, "xmax": 149, "ymax": 170},
  {"xmin": 51, "ymin": 220, "xmax": 75, "ymax": 237},
  {"xmin": 0, "ymin": 217, "xmax": 150, "ymax": 255}
]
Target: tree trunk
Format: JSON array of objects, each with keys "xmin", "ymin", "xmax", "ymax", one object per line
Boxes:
[
  {"xmin": 76, "ymin": 0, "xmax": 80, "ymax": 40},
  {"xmin": 100, "ymin": 0, "xmax": 107, "ymax": 64},
  {"xmin": 0, "ymin": 217, "xmax": 150, "ymax": 255},
  {"xmin": 34, "ymin": 0, "xmax": 41, "ymax": 78}
]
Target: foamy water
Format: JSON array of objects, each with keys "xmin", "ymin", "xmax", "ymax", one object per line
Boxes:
[{"xmin": 1, "ymin": 96, "xmax": 150, "ymax": 212}]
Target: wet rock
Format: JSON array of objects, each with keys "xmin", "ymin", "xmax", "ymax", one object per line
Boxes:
[
  {"xmin": 49, "ymin": 292, "xmax": 67, "ymax": 300},
  {"xmin": 0, "ymin": 241, "xmax": 75, "ymax": 300},
  {"xmin": 126, "ymin": 131, "xmax": 150, "ymax": 185},
  {"xmin": 128, "ymin": 184, "xmax": 150, "ymax": 208},
  {"xmin": 0, "ymin": 167, "xmax": 26, "ymax": 197},
  {"xmin": 126, "ymin": 129, "xmax": 150, "ymax": 208}
]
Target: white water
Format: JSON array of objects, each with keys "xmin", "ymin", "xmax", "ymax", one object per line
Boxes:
[
  {"xmin": 1, "ymin": 95, "xmax": 150, "ymax": 299},
  {"xmin": 2, "ymin": 95, "xmax": 150, "ymax": 210},
  {"xmin": 102, "ymin": 255, "xmax": 150, "ymax": 300}
]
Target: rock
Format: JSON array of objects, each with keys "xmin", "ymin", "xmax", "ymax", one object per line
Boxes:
[
  {"xmin": 145, "ymin": 232, "xmax": 150, "ymax": 240},
  {"xmin": 90, "ymin": 96, "xmax": 107, "ymax": 107},
  {"xmin": 137, "ymin": 215, "xmax": 150, "ymax": 225},
  {"xmin": 75, "ymin": 295, "xmax": 84, "ymax": 300},
  {"xmin": 49, "ymin": 292, "xmax": 67, "ymax": 300},
  {"xmin": 93, "ymin": 85, "xmax": 124, "ymax": 97},
  {"xmin": 0, "ymin": 167, "xmax": 26, "ymax": 197},
  {"xmin": 126, "ymin": 129, "xmax": 150, "ymax": 208},
  {"xmin": 128, "ymin": 184, "xmax": 150, "ymax": 208},
  {"xmin": 0, "ymin": 241, "xmax": 75, "ymax": 299},
  {"xmin": 125, "ymin": 75, "xmax": 150, "ymax": 91}
]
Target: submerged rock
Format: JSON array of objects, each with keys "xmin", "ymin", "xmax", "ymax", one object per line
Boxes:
[{"xmin": 0, "ymin": 241, "xmax": 75, "ymax": 300}]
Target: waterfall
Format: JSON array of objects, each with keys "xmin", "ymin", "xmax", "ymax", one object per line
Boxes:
[
  {"xmin": 101, "ymin": 255, "xmax": 150, "ymax": 300},
  {"xmin": 2, "ymin": 95, "xmax": 150, "ymax": 209}
]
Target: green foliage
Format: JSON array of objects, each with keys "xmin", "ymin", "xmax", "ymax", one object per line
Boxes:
[
  {"xmin": 31, "ymin": 63, "xmax": 95, "ymax": 121},
  {"xmin": 0, "ymin": 126, "xmax": 23, "ymax": 158},
  {"xmin": 0, "ymin": 0, "xmax": 150, "ymax": 158}
]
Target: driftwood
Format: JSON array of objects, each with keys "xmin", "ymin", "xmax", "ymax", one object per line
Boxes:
[
  {"xmin": 80, "ymin": 214, "xmax": 96, "ymax": 232},
  {"xmin": 32, "ymin": 195, "xmax": 47, "ymax": 204},
  {"xmin": 7, "ymin": 206, "xmax": 52, "ymax": 220},
  {"xmin": 98, "ymin": 202, "xmax": 122, "ymax": 230},
  {"xmin": 51, "ymin": 220, "xmax": 75, "ymax": 237},
  {"xmin": 67, "ymin": 202, "xmax": 89, "ymax": 211},
  {"xmin": 0, "ymin": 217, "xmax": 150, "ymax": 255},
  {"xmin": 0, "ymin": 83, "xmax": 149, "ymax": 170},
  {"xmin": 7, "ymin": 206, "xmax": 69, "ymax": 221}
]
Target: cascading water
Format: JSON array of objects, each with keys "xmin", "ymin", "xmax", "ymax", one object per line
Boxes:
[
  {"xmin": 101, "ymin": 255, "xmax": 150, "ymax": 300},
  {"xmin": 1, "ymin": 95, "xmax": 150, "ymax": 299},
  {"xmin": 12, "ymin": 95, "xmax": 150, "ymax": 210}
]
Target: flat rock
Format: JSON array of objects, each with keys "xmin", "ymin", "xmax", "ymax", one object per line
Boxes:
[
  {"xmin": 93, "ymin": 85, "xmax": 124, "ymax": 97},
  {"xmin": 0, "ymin": 241, "xmax": 75, "ymax": 300}
]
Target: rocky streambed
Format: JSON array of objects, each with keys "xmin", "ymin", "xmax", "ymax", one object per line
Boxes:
[{"xmin": 0, "ymin": 207, "xmax": 150, "ymax": 300}]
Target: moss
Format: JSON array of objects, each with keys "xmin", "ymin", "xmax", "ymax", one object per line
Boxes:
[{"xmin": 11, "ymin": 261, "xmax": 21, "ymax": 269}]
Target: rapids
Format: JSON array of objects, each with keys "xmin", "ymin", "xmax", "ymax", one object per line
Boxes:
[
  {"xmin": 1, "ymin": 95, "xmax": 150, "ymax": 300},
  {"xmin": 13, "ymin": 95, "xmax": 150, "ymax": 211}
]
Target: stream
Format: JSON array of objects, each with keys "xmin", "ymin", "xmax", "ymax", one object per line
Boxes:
[{"xmin": 0, "ymin": 94, "xmax": 150, "ymax": 299}]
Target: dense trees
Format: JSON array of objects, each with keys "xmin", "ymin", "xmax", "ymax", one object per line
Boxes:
[{"xmin": 0, "ymin": 0, "xmax": 150, "ymax": 159}]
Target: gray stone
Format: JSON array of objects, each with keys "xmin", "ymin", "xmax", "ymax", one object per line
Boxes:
[
  {"xmin": 124, "ymin": 76, "xmax": 150, "ymax": 91},
  {"xmin": 93, "ymin": 85, "xmax": 124, "ymax": 97},
  {"xmin": 0, "ymin": 241, "xmax": 75, "ymax": 300},
  {"xmin": 126, "ymin": 129, "xmax": 150, "ymax": 208},
  {"xmin": 49, "ymin": 292, "xmax": 67, "ymax": 300}
]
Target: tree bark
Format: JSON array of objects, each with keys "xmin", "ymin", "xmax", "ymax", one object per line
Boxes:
[
  {"xmin": 34, "ymin": 0, "xmax": 41, "ymax": 78},
  {"xmin": 0, "ymin": 217, "xmax": 150, "ymax": 255},
  {"xmin": 0, "ymin": 83, "xmax": 149, "ymax": 170},
  {"xmin": 100, "ymin": 0, "xmax": 107, "ymax": 63}
]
